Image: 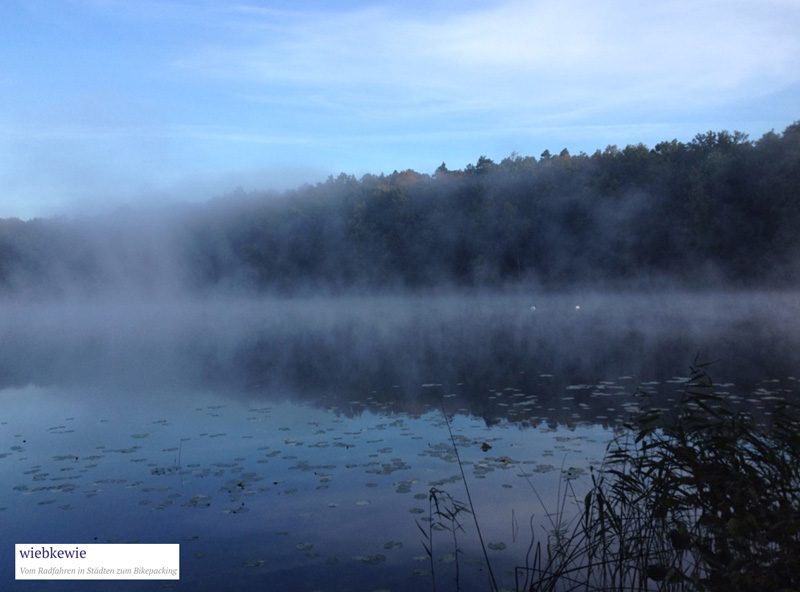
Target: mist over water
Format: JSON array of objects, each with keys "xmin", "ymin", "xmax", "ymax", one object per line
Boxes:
[
  {"xmin": 2, "ymin": 289, "xmax": 799, "ymax": 591},
  {"xmin": 1, "ymin": 291, "xmax": 798, "ymax": 420}
]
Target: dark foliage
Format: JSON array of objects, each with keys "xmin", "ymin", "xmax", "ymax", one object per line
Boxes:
[
  {"xmin": 1, "ymin": 123, "xmax": 799, "ymax": 295},
  {"xmin": 522, "ymin": 363, "xmax": 800, "ymax": 591}
]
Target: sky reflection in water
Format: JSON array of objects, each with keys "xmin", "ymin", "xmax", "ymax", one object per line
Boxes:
[
  {"xmin": 0, "ymin": 385, "xmax": 612, "ymax": 592},
  {"xmin": 1, "ymin": 293, "xmax": 799, "ymax": 591}
]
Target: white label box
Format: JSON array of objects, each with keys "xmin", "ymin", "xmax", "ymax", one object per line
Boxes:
[{"xmin": 15, "ymin": 544, "xmax": 179, "ymax": 580}]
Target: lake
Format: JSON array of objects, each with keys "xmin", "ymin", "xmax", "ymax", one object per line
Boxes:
[{"xmin": 1, "ymin": 291, "xmax": 799, "ymax": 591}]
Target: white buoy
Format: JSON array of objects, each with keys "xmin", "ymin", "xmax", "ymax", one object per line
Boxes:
[
  {"xmin": 575, "ymin": 305, "xmax": 581, "ymax": 310},
  {"xmin": 530, "ymin": 305, "xmax": 536, "ymax": 311}
]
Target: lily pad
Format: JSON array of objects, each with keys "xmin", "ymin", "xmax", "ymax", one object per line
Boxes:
[{"xmin": 353, "ymin": 554, "xmax": 386, "ymax": 565}]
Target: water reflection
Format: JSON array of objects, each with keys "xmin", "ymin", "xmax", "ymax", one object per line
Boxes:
[
  {"xmin": 1, "ymin": 292, "xmax": 799, "ymax": 591},
  {"xmin": 1, "ymin": 292, "xmax": 798, "ymax": 425},
  {"xmin": 0, "ymin": 384, "xmax": 612, "ymax": 591}
]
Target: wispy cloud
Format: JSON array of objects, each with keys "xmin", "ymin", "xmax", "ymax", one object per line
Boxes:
[
  {"xmin": 3, "ymin": 0, "xmax": 798, "ymax": 216},
  {"xmin": 174, "ymin": 0, "xmax": 800, "ymax": 123},
  {"xmin": 0, "ymin": 122, "xmax": 321, "ymax": 145}
]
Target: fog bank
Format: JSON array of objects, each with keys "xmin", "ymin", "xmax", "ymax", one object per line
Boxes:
[{"xmin": 1, "ymin": 124, "xmax": 799, "ymax": 298}]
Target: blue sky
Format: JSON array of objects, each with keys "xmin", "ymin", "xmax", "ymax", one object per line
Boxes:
[{"xmin": 1, "ymin": 0, "xmax": 798, "ymax": 217}]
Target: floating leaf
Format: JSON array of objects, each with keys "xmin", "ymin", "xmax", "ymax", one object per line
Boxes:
[
  {"xmin": 353, "ymin": 554, "xmax": 386, "ymax": 565},
  {"xmin": 383, "ymin": 540, "xmax": 403, "ymax": 550}
]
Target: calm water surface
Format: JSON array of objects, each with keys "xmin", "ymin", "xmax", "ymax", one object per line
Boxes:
[{"xmin": 1, "ymin": 292, "xmax": 799, "ymax": 591}]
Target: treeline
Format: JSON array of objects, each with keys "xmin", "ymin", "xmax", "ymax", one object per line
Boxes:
[{"xmin": 1, "ymin": 123, "xmax": 799, "ymax": 295}]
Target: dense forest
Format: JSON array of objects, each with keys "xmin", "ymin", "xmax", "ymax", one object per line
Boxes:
[{"xmin": 1, "ymin": 123, "xmax": 798, "ymax": 296}]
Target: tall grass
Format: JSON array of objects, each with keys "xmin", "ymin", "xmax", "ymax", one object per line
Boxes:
[
  {"xmin": 417, "ymin": 487, "xmax": 471, "ymax": 592},
  {"xmin": 441, "ymin": 406, "xmax": 500, "ymax": 592},
  {"xmin": 521, "ymin": 362, "xmax": 800, "ymax": 591}
]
